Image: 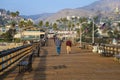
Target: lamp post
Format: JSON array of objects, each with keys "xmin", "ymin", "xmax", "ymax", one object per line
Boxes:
[
  {"xmin": 79, "ymin": 25, "xmax": 82, "ymax": 47},
  {"xmin": 39, "ymin": 27, "xmax": 41, "ymax": 43},
  {"xmin": 37, "ymin": 26, "xmax": 41, "ymax": 57},
  {"xmin": 92, "ymin": 19, "xmax": 95, "ymax": 44},
  {"xmin": 66, "ymin": 16, "xmax": 71, "ymax": 39},
  {"xmin": 79, "ymin": 22, "xmax": 87, "ymax": 47}
]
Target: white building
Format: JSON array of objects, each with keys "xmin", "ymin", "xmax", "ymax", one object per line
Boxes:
[
  {"xmin": 14, "ymin": 31, "xmax": 45, "ymax": 40},
  {"xmin": 48, "ymin": 30, "xmax": 77, "ymax": 38}
]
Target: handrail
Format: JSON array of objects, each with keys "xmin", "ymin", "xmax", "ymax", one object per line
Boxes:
[
  {"xmin": 82, "ymin": 42, "xmax": 120, "ymax": 56},
  {"xmin": 0, "ymin": 44, "xmax": 34, "ymax": 75},
  {"xmin": 99, "ymin": 44, "xmax": 120, "ymax": 56}
]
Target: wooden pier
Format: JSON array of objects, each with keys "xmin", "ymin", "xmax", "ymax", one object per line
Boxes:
[{"xmin": 1, "ymin": 39, "xmax": 120, "ymax": 80}]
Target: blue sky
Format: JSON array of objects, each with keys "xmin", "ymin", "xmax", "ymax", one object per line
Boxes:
[{"xmin": 1, "ymin": 0, "xmax": 98, "ymax": 15}]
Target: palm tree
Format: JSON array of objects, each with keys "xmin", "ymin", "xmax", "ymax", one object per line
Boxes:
[
  {"xmin": 52, "ymin": 23, "xmax": 57, "ymax": 30},
  {"xmin": 62, "ymin": 18, "xmax": 68, "ymax": 30},
  {"xmin": 57, "ymin": 17, "xmax": 68, "ymax": 30},
  {"xmin": 27, "ymin": 20, "xmax": 33, "ymax": 28},
  {"xmin": 68, "ymin": 21, "xmax": 72, "ymax": 31},
  {"xmin": 76, "ymin": 22, "xmax": 80, "ymax": 37},
  {"xmin": 39, "ymin": 20, "xmax": 43, "ymax": 29},
  {"xmin": 45, "ymin": 21, "xmax": 49, "ymax": 28}
]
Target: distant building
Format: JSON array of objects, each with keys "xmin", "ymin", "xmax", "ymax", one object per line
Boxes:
[
  {"xmin": 0, "ymin": 25, "xmax": 10, "ymax": 34},
  {"xmin": 14, "ymin": 30, "xmax": 45, "ymax": 40},
  {"xmin": 48, "ymin": 30, "xmax": 77, "ymax": 38}
]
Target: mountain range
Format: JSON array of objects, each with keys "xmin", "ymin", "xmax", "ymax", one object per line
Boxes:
[{"xmin": 21, "ymin": 0, "xmax": 120, "ymax": 23}]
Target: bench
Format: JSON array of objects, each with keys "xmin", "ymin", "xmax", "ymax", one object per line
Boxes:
[{"xmin": 17, "ymin": 53, "xmax": 34, "ymax": 73}]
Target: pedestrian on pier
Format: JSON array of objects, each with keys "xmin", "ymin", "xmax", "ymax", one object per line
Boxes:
[
  {"xmin": 54, "ymin": 36, "xmax": 62, "ymax": 55},
  {"xmin": 66, "ymin": 38, "xmax": 72, "ymax": 54}
]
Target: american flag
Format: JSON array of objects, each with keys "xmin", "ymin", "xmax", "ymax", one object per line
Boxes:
[{"xmin": 100, "ymin": 23, "xmax": 106, "ymax": 29}]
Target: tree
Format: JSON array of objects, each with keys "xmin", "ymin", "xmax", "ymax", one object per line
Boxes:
[
  {"xmin": 18, "ymin": 20, "xmax": 26, "ymax": 41},
  {"xmin": 61, "ymin": 18, "xmax": 68, "ymax": 30},
  {"xmin": 10, "ymin": 11, "xmax": 19, "ymax": 17},
  {"xmin": 68, "ymin": 21, "xmax": 72, "ymax": 31},
  {"xmin": 8, "ymin": 21, "xmax": 17, "ymax": 42},
  {"xmin": 52, "ymin": 23, "xmax": 57, "ymax": 30},
  {"xmin": 10, "ymin": 12, "xmax": 17, "ymax": 18},
  {"xmin": 1, "ymin": 29, "xmax": 16, "ymax": 42},
  {"xmin": 16, "ymin": 11, "xmax": 19, "ymax": 17},
  {"xmin": 39, "ymin": 20, "xmax": 43, "ymax": 28},
  {"xmin": 56, "ymin": 17, "xmax": 68, "ymax": 30},
  {"xmin": 18, "ymin": 20, "xmax": 25, "ymax": 28},
  {"xmin": 27, "ymin": 20, "xmax": 33, "ymax": 26},
  {"xmin": 45, "ymin": 21, "xmax": 49, "ymax": 28}
]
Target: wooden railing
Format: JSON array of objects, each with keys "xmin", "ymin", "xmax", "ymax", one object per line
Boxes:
[
  {"xmin": 0, "ymin": 44, "xmax": 33, "ymax": 75},
  {"xmin": 82, "ymin": 42, "xmax": 120, "ymax": 57},
  {"xmin": 99, "ymin": 44, "xmax": 120, "ymax": 56}
]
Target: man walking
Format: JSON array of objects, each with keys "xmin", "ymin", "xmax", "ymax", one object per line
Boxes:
[
  {"xmin": 54, "ymin": 36, "xmax": 62, "ymax": 55},
  {"xmin": 66, "ymin": 39, "xmax": 72, "ymax": 54}
]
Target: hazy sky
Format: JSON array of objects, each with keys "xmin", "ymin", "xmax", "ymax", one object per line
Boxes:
[{"xmin": 1, "ymin": 0, "xmax": 98, "ymax": 15}]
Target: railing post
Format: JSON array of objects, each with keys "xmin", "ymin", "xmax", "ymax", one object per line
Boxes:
[{"xmin": 37, "ymin": 41, "xmax": 41, "ymax": 57}]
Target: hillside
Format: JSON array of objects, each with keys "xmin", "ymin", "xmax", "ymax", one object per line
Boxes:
[
  {"xmin": 44, "ymin": 0, "xmax": 120, "ymax": 22},
  {"xmin": 22, "ymin": 0, "xmax": 120, "ymax": 23},
  {"xmin": 21, "ymin": 13, "xmax": 54, "ymax": 23}
]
